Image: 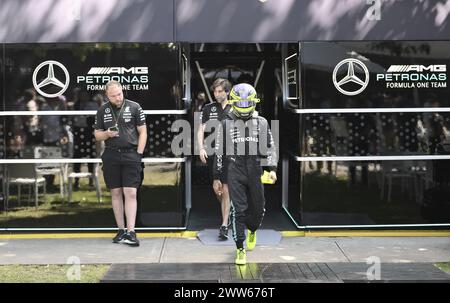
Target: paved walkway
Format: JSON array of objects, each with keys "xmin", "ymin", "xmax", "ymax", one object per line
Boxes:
[
  {"xmin": 101, "ymin": 263, "xmax": 450, "ymax": 283},
  {"xmin": 1, "ymin": 234, "xmax": 449, "ymax": 282},
  {"xmin": 1, "ymin": 235, "xmax": 449, "ymax": 264}
]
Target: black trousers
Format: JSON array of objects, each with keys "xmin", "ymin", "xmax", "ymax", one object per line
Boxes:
[{"xmin": 227, "ymin": 158, "xmax": 265, "ymax": 247}]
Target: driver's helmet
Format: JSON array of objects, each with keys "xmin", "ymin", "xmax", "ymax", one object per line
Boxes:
[{"xmin": 228, "ymin": 83, "xmax": 260, "ymax": 119}]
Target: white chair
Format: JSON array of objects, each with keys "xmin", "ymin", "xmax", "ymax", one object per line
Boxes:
[
  {"xmin": 5, "ymin": 163, "xmax": 46, "ymax": 209},
  {"xmin": 410, "ymin": 161, "xmax": 431, "ymax": 205},
  {"xmin": 67, "ymin": 162, "xmax": 102, "ymax": 203},
  {"xmin": 34, "ymin": 146, "xmax": 65, "ymax": 198},
  {"xmin": 380, "ymin": 161, "xmax": 417, "ymax": 203},
  {"xmin": 1, "ymin": 164, "xmax": 6, "ymax": 210}
]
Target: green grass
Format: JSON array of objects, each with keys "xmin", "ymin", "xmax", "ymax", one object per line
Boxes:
[
  {"xmin": 0, "ymin": 164, "xmax": 182, "ymax": 228},
  {"xmin": 435, "ymin": 263, "xmax": 450, "ymax": 275},
  {"xmin": 301, "ymin": 172, "xmax": 427, "ymax": 224},
  {"xmin": 0, "ymin": 181, "xmax": 115, "ymax": 227},
  {"xmin": 0, "ymin": 264, "xmax": 110, "ymax": 283}
]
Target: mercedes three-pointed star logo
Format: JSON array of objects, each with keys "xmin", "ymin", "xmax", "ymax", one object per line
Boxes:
[
  {"xmin": 332, "ymin": 58, "xmax": 369, "ymax": 96},
  {"xmin": 32, "ymin": 60, "xmax": 70, "ymax": 98}
]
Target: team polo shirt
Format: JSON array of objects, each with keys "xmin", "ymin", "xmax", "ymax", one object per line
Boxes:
[
  {"xmin": 200, "ymin": 102, "xmax": 230, "ymax": 131},
  {"xmin": 93, "ymin": 99, "xmax": 146, "ymax": 148},
  {"xmin": 199, "ymin": 102, "xmax": 231, "ymax": 152}
]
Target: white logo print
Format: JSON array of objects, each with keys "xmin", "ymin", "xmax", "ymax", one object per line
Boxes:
[
  {"xmin": 32, "ymin": 60, "xmax": 70, "ymax": 98},
  {"xmin": 105, "ymin": 108, "xmax": 111, "ymax": 114},
  {"xmin": 125, "ymin": 106, "xmax": 130, "ymax": 113},
  {"xmin": 87, "ymin": 67, "xmax": 148, "ymax": 74},
  {"xmin": 333, "ymin": 58, "xmax": 369, "ymax": 96}
]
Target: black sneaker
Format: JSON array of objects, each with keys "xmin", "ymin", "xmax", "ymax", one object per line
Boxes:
[
  {"xmin": 218, "ymin": 225, "xmax": 229, "ymax": 240},
  {"xmin": 123, "ymin": 231, "xmax": 140, "ymax": 247},
  {"xmin": 112, "ymin": 229, "xmax": 126, "ymax": 243}
]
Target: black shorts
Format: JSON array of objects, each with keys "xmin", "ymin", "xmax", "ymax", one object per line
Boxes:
[
  {"xmin": 207, "ymin": 155, "xmax": 227, "ymax": 184},
  {"xmin": 101, "ymin": 149, "xmax": 143, "ymax": 189}
]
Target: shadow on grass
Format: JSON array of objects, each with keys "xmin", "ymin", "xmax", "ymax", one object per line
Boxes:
[
  {"xmin": 1, "ymin": 184, "xmax": 184, "ymax": 228},
  {"xmin": 301, "ymin": 172, "xmax": 427, "ymax": 225}
]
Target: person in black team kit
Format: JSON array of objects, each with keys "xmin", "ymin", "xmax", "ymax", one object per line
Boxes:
[
  {"xmin": 198, "ymin": 78, "xmax": 232, "ymax": 240},
  {"xmin": 213, "ymin": 83, "xmax": 278, "ymax": 265},
  {"xmin": 93, "ymin": 80, "xmax": 147, "ymax": 247}
]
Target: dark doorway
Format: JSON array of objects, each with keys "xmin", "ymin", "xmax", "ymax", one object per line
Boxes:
[{"xmin": 188, "ymin": 43, "xmax": 295, "ymax": 231}]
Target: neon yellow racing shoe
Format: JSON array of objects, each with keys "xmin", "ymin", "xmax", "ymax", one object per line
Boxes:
[
  {"xmin": 246, "ymin": 230, "xmax": 257, "ymax": 251},
  {"xmin": 235, "ymin": 248, "xmax": 247, "ymax": 265}
]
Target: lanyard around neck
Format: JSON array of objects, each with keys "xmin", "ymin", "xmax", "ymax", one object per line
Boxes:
[{"xmin": 110, "ymin": 100, "xmax": 126, "ymax": 127}]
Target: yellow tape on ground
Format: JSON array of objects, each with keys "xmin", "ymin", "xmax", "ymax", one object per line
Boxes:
[
  {"xmin": 1, "ymin": 230, "xmax": 449, "ymax": 240},
  {"xmin": 304, "ymin": 230, "xmax": 450, "ymax": 237},
  {"xmin": 0, "ymin": 231, "xmax": 198, "ymax": 240}
]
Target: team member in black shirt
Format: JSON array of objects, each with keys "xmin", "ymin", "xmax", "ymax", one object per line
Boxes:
[
  {"xmin": 197, "ymin": 78, "xmax": 232, "ymax": 240},
  {"xmin": 93, "ymin": 80, "xmax": 147, "ymax": 247}
]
